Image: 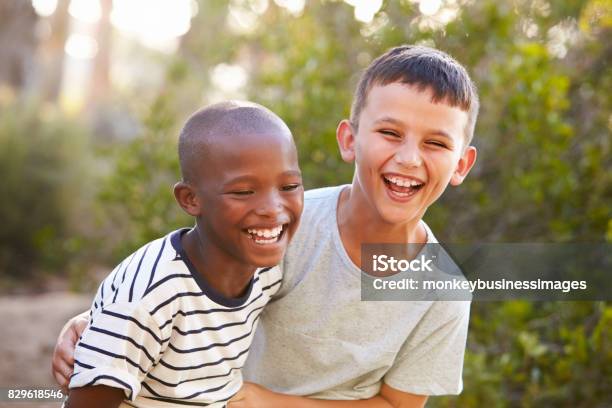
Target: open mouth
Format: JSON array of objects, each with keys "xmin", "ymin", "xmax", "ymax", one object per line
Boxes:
[
  {"xmin": 245, "ymin": 224, "xmax": 287, "ymax": 245},
  {"xmin": 382, "ymin": 174, "xmax": 425, "ymax": 198}
]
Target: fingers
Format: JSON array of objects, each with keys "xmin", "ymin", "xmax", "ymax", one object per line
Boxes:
[
  {"xmin": 51, "ymin": 369, "xmax": 69, "ymax": 393},
  {"xmin": 51, "ymin": 313, "xmax": 89, "ymax": 390},
  {"xmin": 74, "ymin": 314, "xmax": 89, "ymax": 334},
  {"xmin": 52, "ymin": 337, "xmax": 75, "ymax": 389},
  {"xmin": 51, "ymin": 351, "xmax": 71, "ymax": 390}
]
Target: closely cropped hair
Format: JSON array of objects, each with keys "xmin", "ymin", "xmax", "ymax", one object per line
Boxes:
[
  {"xmin": 178, "ymin": 101, "xmax": 291, "ymax": 182},
  {"xmin": 350, "ymin": 45, "xmax": 479, "ymax": 145}
]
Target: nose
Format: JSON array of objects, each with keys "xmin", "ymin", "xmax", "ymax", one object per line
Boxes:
[
  {"xmin": 254, "ymin": 190, "xmax": 283, "ymax": 217},
  {"xmin": 394, "ymin": 139, "xmax": 422, "ymax": 168}
]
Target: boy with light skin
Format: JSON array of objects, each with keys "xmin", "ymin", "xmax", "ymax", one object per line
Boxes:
[{"xmin": 53, "ymin": 45, "xmax": 479, "ymax": 408}]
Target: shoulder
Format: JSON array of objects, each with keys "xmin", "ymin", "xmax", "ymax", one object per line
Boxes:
[
  {"xmin": 297, "ymin": 185, "xmax": 346, "ymax": 226},
  {"xmin": 256, "ymin": 265, "xmax": 283, "ymax": 295},
  {"xmin": 285, "ymin": 185, "xmax": 345, "ymax": 246},
  {"xmin": 421, "ymin": 220, "xmax": 438, "ymax": 243},
  {"xmin": 96, "ymin": 229, "xmax": 190, "ymax": 309},
  {"xmin": 285, "ymin": 185, "xmax": 344, "ymax": 248},
  {"xmin": 428, "ymin": 300, "xmax": 471, "ymax": 320},
  {"xmin": 304, "ymin": 185, "xmax": 345, "ymax": 201}
]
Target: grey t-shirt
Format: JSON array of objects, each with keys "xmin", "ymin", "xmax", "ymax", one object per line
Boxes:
[{"xmin": 242, "ymin": 185, "xmax": 470, "ymax": 398}]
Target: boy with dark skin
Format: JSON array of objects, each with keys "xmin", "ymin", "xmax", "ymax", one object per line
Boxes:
[
  {"xmin": 65, "ymin": 101, "xmax": 303, "ymax": 407},
  {"xmin": 55, "ymin": 45, "xmax": 479, "ymax": 408}
]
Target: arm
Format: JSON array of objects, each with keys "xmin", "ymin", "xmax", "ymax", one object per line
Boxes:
[
  {"xmin": 63, "ymin": 301, "xmax": 165, "ymax": 403},
  {"xmin": 228, "ymin": 382, "xmax": 427, "ymax": 408},
  {"xmin": 51, "ymin": 311, "xmax": 89, "ymax": 390},
  {"xmin": 65, "ymin": 385, "xmax": 124, "ymax": 408}
]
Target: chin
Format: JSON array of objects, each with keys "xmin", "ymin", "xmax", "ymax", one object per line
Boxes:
[
  {"xmin": 375, "ymin": 202, "xmax": 423, "ymax": 226},
  {"xmin": 250, "ymin": 255, "xmax": 284, "ymax": 268}
]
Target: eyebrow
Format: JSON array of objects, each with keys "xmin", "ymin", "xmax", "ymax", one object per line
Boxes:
[
  {"xmin": 373, "ymin": 117, "xmax": 404, "ymax": 127},
  {"xmin": 283, "ymin": 170, "xmax": 303, "ymax": 178},
  {"xmin": 374, "ymin": 117, "xmax": 454, "ymax": 141},
  {"xmin": 426, "ymin": 130, "xmax": 453, "ymax": 141},
  {"xmin": 224, "ymin": 170, "xmax": 302, "ymax": 185}
]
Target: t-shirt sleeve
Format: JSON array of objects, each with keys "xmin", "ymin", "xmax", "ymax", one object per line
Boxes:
[
  {"xmin": 383, "ymin": 301, "xmax": 471, "ymax": 396},
  {"xmin": 259, "ymin": 266, "xmax": 283, "ymax": 297},
  {"xmin": 69, "ymin": 301, "xmax": 164, "ymax": 401}
]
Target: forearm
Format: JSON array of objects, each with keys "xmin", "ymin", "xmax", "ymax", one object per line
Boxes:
[
  {"xmin": 230, "ymin": 382, "xmax": 427, "ymax": 408},
  {"xmin": 267, "ymin": 394, "xmax": 394, "ymax": 408}
]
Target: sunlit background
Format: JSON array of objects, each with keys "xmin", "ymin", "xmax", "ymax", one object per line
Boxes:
[
  {"xmin": 27, "ymin": 0, "xmax": 581, "ymax": 113},
  {"xmin": 0, "ymin": 1, "xmax": 610, "ymax": 406},
  {"xmin": 28, "ymin": 0, "xmax": 457, "ymax": 113}
]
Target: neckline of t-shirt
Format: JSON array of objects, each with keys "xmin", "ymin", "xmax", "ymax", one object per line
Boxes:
[
  {"xmin": 170, "ymin": 228, "xmax": 257, "ymax": 308},
  {"xmin": 329, "ymin": 185, "xmax": 437, "ymax": 278}
]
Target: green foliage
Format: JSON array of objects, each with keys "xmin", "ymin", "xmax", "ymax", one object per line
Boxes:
[
  {"xmin": 431, "ymin": 302, "xmax": 612, "ymax": 407},
  {"xmin": 4, "ymin": 0, "xmax": 609, "ymax": 404},
  {"xmin": 98, "ymin": 87, "xmax": 190, "ymax": 259},
  {"xmin": 0, "ymin": 99, "xmax": 91, "ymax": 281},
  {"xmin": 246, "ymin": 2, "xmax": 365, "ymax": 187}
]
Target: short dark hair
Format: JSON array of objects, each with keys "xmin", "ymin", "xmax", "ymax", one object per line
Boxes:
[
  {"xmin": 350, "ymin": 45, "xmax": 479, "ymax": 145},
  {"xmin": 178, "ymin": 101, "xmax": 291, "ymax": 182}
]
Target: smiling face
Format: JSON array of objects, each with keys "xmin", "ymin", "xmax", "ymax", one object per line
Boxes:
[
  {"xmin": 180, "ymin": 125, "xmax": 303, "ymax": 268},
  {"xmin": 337, "ymin": 82, "xmax": 477, "ymax": 226}
]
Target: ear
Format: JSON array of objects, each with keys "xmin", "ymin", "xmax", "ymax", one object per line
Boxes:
[
  {"xmin": 450, "ymin": 146, "xmax": 477, "ymax": 186},
  {"xmin": 173, "ymin": 181, "xmax": 201, "ymax": 216},
  {"xmin": 336, "ymin": 119, "xmax": 356, "ymax": 163}
]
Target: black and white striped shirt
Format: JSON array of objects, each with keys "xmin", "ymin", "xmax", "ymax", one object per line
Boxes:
[{"xmin": 69, "ymin": 228, "xmax": 282, "ymax": 407}]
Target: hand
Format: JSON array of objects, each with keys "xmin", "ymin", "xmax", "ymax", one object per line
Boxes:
[
  {"xmin": 228, "ymin": 382, "xmax": 283, "ymax": 408},
  {"xmin": 51, "ymin": 311, "xmax": 89, "ymax": 391}
]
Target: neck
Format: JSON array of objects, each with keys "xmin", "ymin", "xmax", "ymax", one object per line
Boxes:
[
  {"xmin": 339, "ymin": 184, "xmax": 426, "ymax": 242},
  {"xmin": 337, "ymin": 184, "xmax": 427, "ymax": 267},
  {"xmin": 181, "ymin": 227, "xmax": 256, "ymax": 299}
]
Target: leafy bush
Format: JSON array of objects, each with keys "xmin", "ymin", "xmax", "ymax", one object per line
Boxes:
[
  {"xmin": 0, "ymin": 98, "xmax": 91, "ymax": 282},
  {"xmin": 431, "ymin": 302, "xmax": 612, "ymax": 407},
  {"xmin": 98, "ymin": 90, "xmax": 190, "ymax": 259}
]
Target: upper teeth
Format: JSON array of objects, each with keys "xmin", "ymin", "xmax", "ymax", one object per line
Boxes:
[
  {"xmin": 387, "ymin": 176, "xmax": 422, "ymax": 187},
  {"xmin": 247, "ymin": 225, "xmax": 283, "ymax": 238}
]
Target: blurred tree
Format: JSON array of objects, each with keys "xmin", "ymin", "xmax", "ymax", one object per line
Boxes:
[
  {"xmin": 0, "ymin": 99, "xmax": 91, "ymax": 284},
  {"xmin": 87, "ymin": 0, "xmax": 113, "ymax": 110},
  {"xmin": 40, "ymin": 0, "xmax": 71, "ymax": 102},
  {"xmin": 0, "ymin": 1, "xmax": 38, "ymax": 93},
  {"xmin": 98, "ymin": 66, "xmax": 192, "ymax": 258},
  {"xmin": 2, "ymin": 0, "xmax": 608, "ymax": 404}
]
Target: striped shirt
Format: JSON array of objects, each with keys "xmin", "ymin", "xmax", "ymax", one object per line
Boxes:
[{"xmin": 69, "ymin": 228, "xmax": 282, "ymax": 408}]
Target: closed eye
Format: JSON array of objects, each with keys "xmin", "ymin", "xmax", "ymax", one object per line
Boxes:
[
  {"xmin": 230, "ymin": 190, "xmax": 254, "ymax": 196},
  {"xmin": 281, "ymin": 183, "xmax": 302, "ymax": 192},
  {"xmin": 426, "ymin": 141, "xmax": 448, "ymax": 148},
  {"xmin": 379, "ymin": 129, "xmax": 401, "ymax": 138}
]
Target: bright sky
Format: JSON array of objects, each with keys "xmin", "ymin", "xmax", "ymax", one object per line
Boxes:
[
  {"xmin": 30, "ymin": 0, "xmax": 450, "ymax": 112},
  {"xmin": 33, "ymin": 0, "xmax": 196, "ymax": 54},
  {"xmin": 31, "ymin": 0, "xmax": 449, "ymax": 55}
]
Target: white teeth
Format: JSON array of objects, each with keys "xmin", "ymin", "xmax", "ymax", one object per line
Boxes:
[
  {"xmin": 254, "ymin": 237, "xmax": 278, "ymax": 244},
  {"xmin": 247, "ymin": 225, "xmax": 283, "ymax": 239},
  {"xmin": 386, "ymin": 176, "xmax": 422, "ymax": 188}
]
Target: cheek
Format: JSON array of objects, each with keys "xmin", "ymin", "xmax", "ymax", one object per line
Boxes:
[
  {"xmin": 357, "ymin": 141, "xmax": 392, "ymax": 174},
  {"xmin": 216, "ymin": 200, "xmax": 250, "ymax": 225},
  {"xmin": 428, "ymin": 154, "xmax": 458, "ymax": 185},
  {"xmin": 286, "ymin": 195, "xmax": 304, "ymax": 217}
]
